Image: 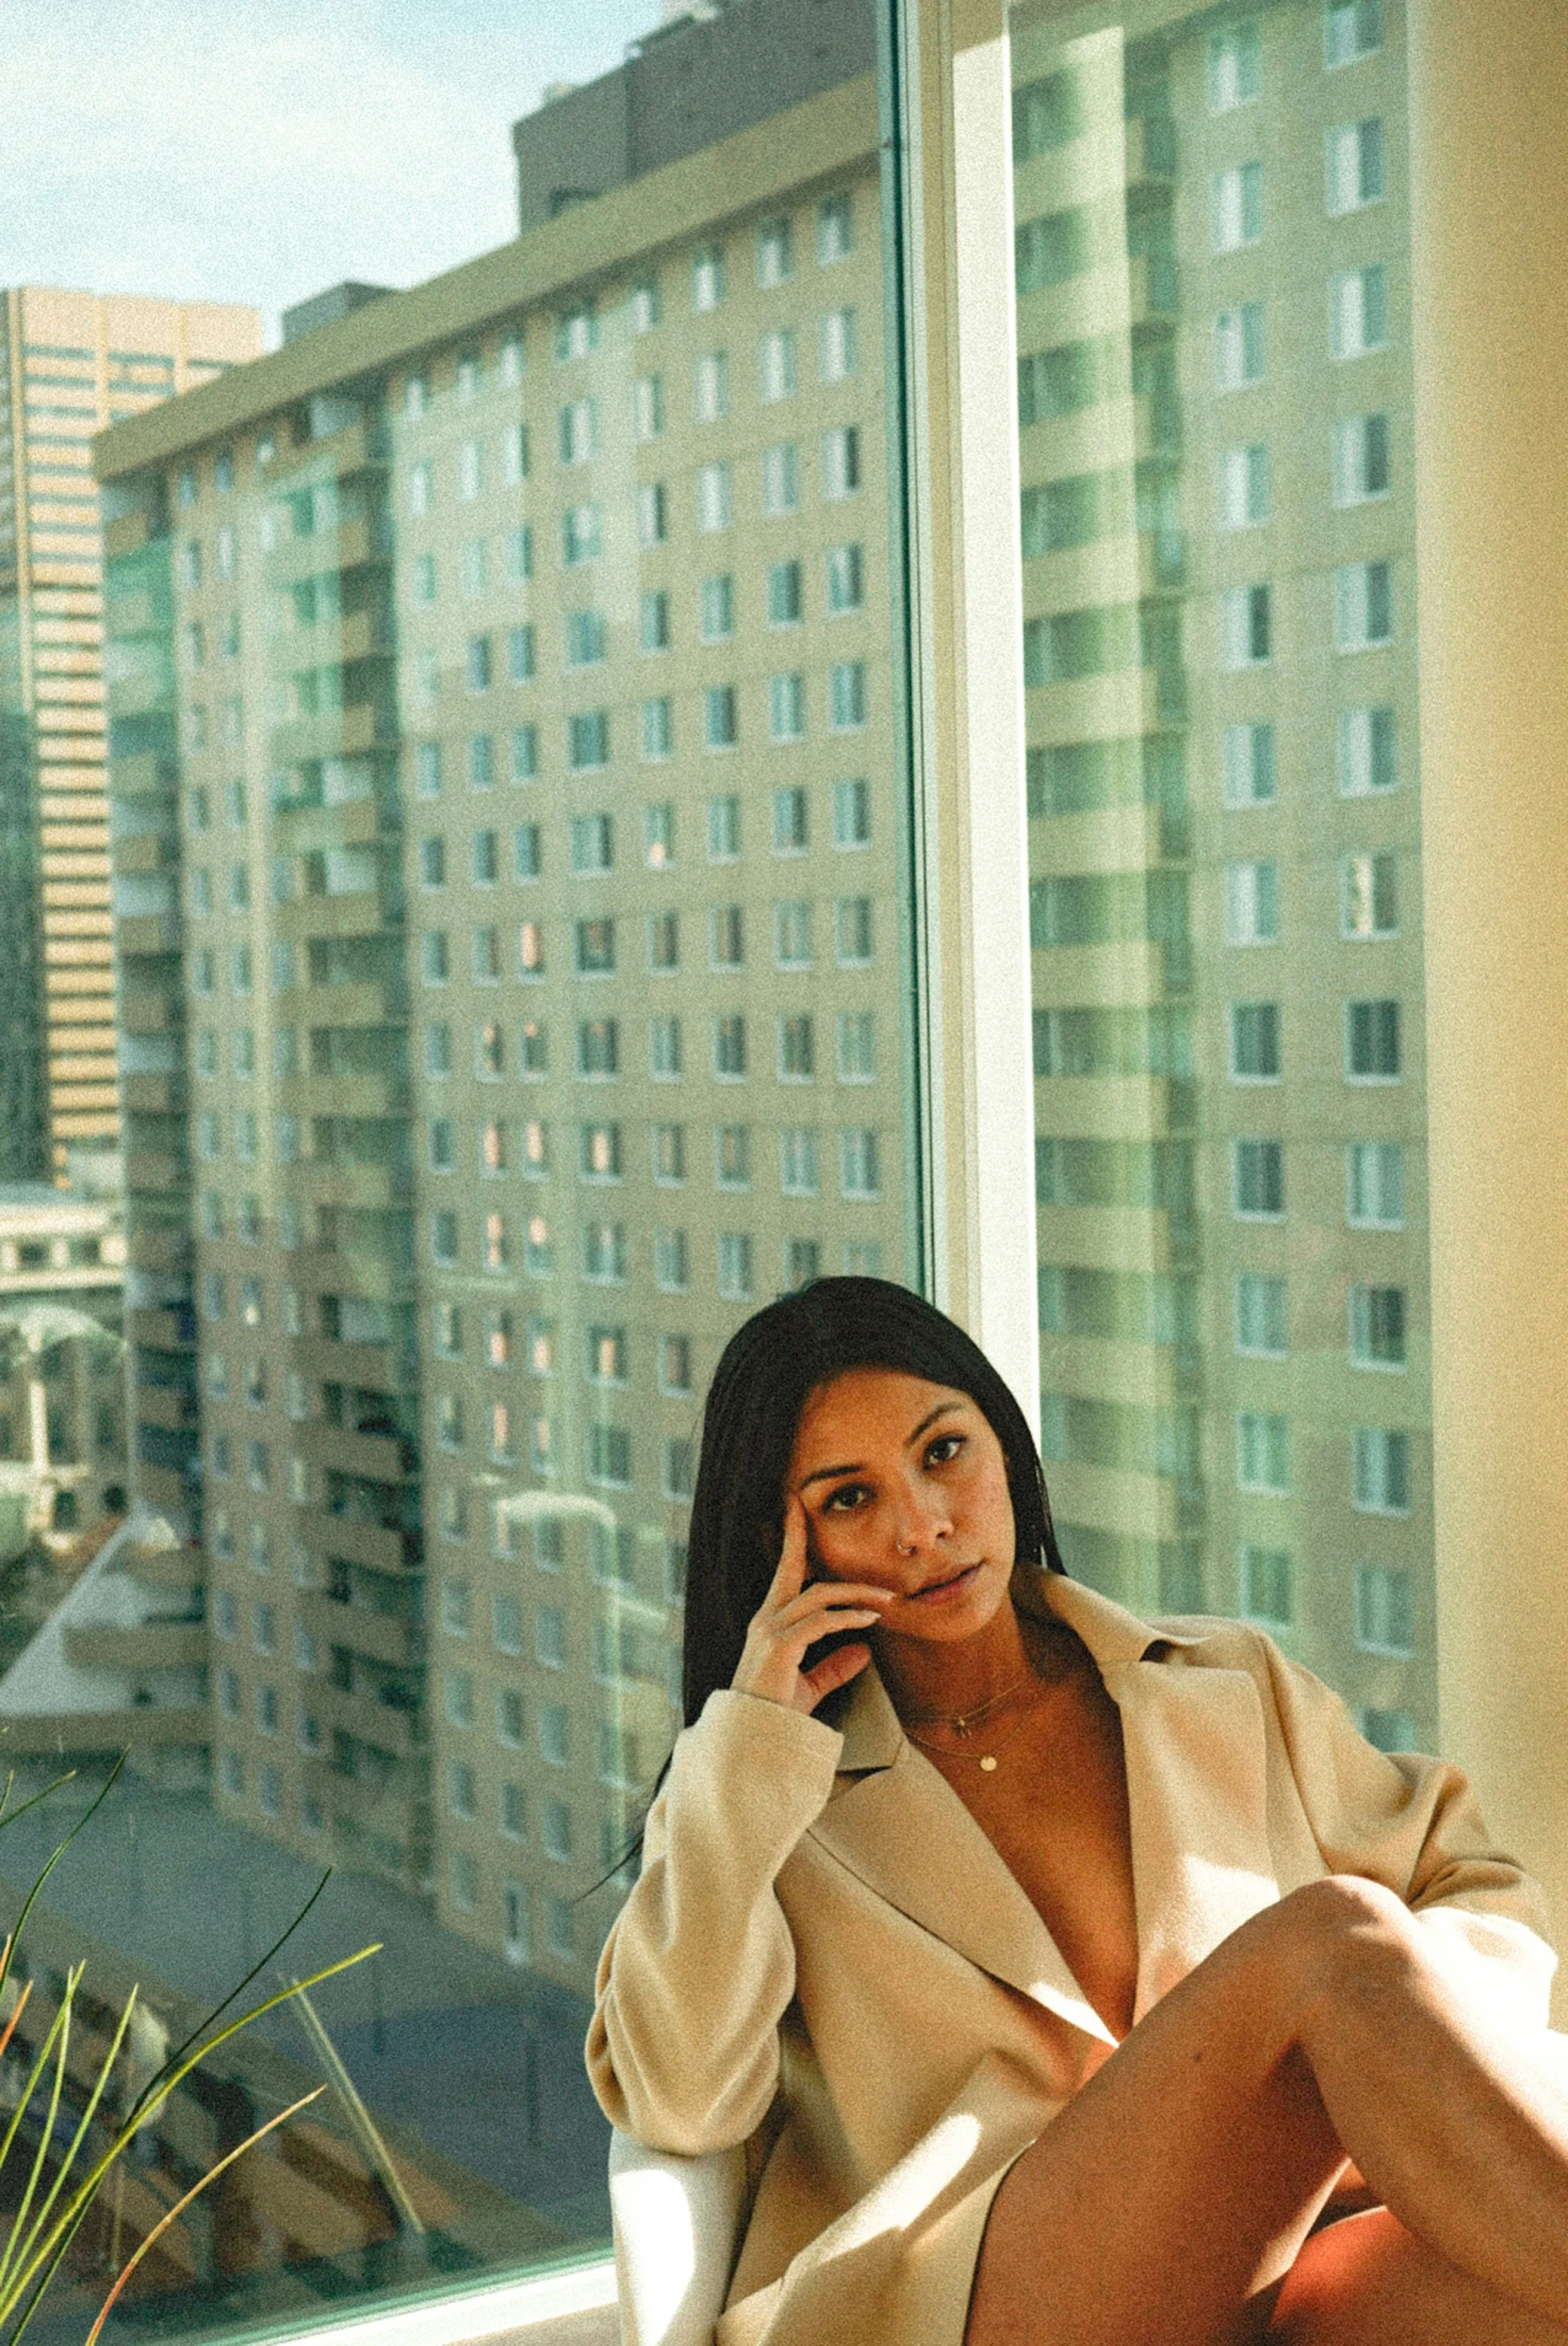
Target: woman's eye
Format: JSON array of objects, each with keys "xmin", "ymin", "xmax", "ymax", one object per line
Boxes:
[
  {"xmin": 925, "ymin": 1433, "xmax": 964, "ymax": 1466},
  {"xmin": 821, "ymin": 1482, "xmax": 868, "ymax": 1513}
]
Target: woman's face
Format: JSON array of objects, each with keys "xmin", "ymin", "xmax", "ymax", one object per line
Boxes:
[{"xmin": 785, "ymin": 1367, "xmax": 1018, "ymax": 1644}]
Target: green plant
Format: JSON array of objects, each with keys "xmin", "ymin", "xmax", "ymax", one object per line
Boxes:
[{"xmin": 0, "ymin": 1757, "xmax": 378, "ymax": 2346}]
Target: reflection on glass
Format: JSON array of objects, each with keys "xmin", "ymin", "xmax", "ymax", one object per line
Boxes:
[
  {"xmin": 0, "ymin": 4, "xmax": 911, "ymax": 2335},
  {"xmin": 1008, "ymin": 0, "xmax": 1429, "ymax": 1739}
]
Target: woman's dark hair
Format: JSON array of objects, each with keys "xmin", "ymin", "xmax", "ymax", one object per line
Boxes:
[{"xmin": 682, "ymin": 1276, "xmax": 1065, "ymax": 1728}]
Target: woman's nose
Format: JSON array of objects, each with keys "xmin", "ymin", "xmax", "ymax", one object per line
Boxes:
[{"xmin": 889, "ymin": 1480, "xmax": 952, "ymax": 1557}]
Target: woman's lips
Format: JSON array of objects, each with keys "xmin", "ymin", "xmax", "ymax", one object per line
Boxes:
[{"xmin": 903, "ymin": 1561, "xmax": 983, "ymax": 1603}]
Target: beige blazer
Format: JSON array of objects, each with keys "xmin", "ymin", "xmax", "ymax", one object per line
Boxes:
[{"xmin": 588, "ymin": 1572, "xmax": 1556, "ymax": 2346}]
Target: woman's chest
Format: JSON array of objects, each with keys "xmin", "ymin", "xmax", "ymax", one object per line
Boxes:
[{"xmin": 946, "ymin": 1675, "xmax": 1140, "ymax": 2037}]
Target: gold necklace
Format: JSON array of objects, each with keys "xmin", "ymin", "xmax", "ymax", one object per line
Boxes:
[
  {"xmin": 902, "ymin": 1667, "xmax": 1034, "ymax": 1737},
  {"xmin": 903, "ymin": 1681, "xmax": 1043, "ymax": 1774}
]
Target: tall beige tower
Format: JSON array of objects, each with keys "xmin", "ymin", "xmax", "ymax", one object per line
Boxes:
[{"xmin": 0, "ymin": 287, "xmax": 262, "ymax": 1183}]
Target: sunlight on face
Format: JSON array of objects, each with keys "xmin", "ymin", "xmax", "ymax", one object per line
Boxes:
[{"xmin": 786, "ymin": 1368, "xmax": 1017, "ymax": 1643}]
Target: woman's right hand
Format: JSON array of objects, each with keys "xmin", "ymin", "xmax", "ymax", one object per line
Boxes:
[{"xmin": 732, "ymin": 1494, "xmax": 891, "ymax": 1715}]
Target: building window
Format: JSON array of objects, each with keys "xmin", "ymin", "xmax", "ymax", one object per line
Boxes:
[
  {"xmin": 1236, "ymin": 1273, "xmax": 1287, "ymax": 1358},
  {"xmin": 1217, "ymin": 443, "xmax": 1269, "ymax": 530},
  {"xmin": 716, "ymin": 1125, "xmax": 751, "ymax": 1189},
  {"xmin": 1352, "ymin": 1425, "xmax": 1411, "ymax": 1515},
  {"xmin": 1326, "ymin": 116, "xmax": 1385, "ymax": 214},
  {"xmin": 1221, "ymin": 582, "xmax": 1272, "ymax": 668},
  {"xmin": 642, "ymin": 697, "xmax": 674, "ymax": 760},
  {"xmin": 826, "ymin": 542, "xmax": 863, "ymax": 613},
  {"xmin": 1355, "ymin": 1561, "xmax": 1412, "ymax": 1659},
  {"xmin": 717, "ymin": 1231, "xmax": 753, "ymax": 1300},
  {"xmin": 1214, "ymin": 301, "xmax": 1266, "ymax": 391},
  {"xmin": 1211, "ymin": 162, "xmax": 1263, "ymax": 253},
  {"xmin": 568, "ymin": 710, "xmax": 610, "ymax": 771},
  {"xmin": 696, "ymin": 462, "xmax": 733, "ymax": 533},
  {"xmin": 1240, "ymin": 1544, "xmax": 1293, "ymax": 1628},
  {"xmin": 1225, "ymin": 861, "xmax": 1279, "ymax": 945},
  {"xmin": 829, "ymin": 662, "xmax": 866, "ymax": 731},
  {"xmin": 1229, "ymin": 1001, "xmax": 1281, "ymax": 1081},
  {"xmin": 759, "ymin": 328, "xmax": 796, "ymax": 404},
  {"xmin": 757, "ymin": 217, "xmax": 792, "ymax": 287},
  {"xmin": 707, "ymin": 796, "xmax": 741, "ymax": 861},
  {"xmin": 1237, "ymin": 1410, "xmax": 1289, "ymax": 1495},
  {"xmin": 821, "ymin": 425, "xmax": 861, "ymax": 501},
  {"xmin": 818, "ymin": 307, "xmax": 857, "ymax": 383},
  {"xmin": 1223, "ymin": 721, "xmax": 1276, "ymax": 806},
  {"xmin": 832, "ymin": 778, "xmax": 870, "ymax": 849},
  {"xmin": 1335, "ymin": 561, "xmax": 1394, "ymax": 651},
  {"xmin": 781, "ymin": 1127, "xmax": 819, "ymax": 1196},
  {"xmin": 714, "ymin": 1015, "xmax": 748, "ymax": 1080},
  {"xmin": 1350, "ymin": 1283, "xmax": 1407, "ymax": 1369},
  {"xmin": 1346, "ymin": 1141, "xmax": 1404, "ymax": 1228},
  {"xmin": 816, "ymin": 191, "xmax": 853, "ymax": 264},
  {"xmin": 1234, "ymin": 1138, "xmax": 1285, "ymax": 1219},
  {"xmin": 1208, "ymin": 20, "xmax": 1261, "ymax": 110},
  {"xmin": 762, "ymin": 442, "xmax": 799, "ymax": 516},
  {"xmin": 692, "ymin": 242, "xmax": 726, "ymax": 311},
  {"xmin": 655, "ymin": 1226, "xmax": 689, "ymax": 1292},
  {"xmin": 773, "ymin": 787, "xmax": 808, "ymax": 854},
  {"xmin": 1333, "ymin": 412, "xmax": 1391, "ymax": 506},
  {"xmin": 1342, "ymin": 851, "xmax": 1398, "ymax": 939},
  {"xmin": 1330, "ymin": 263, "xmax": 1388, "ymax": 359},
  {"xmin": 705, "ymin": 685, "xmax": 739, "ymax": 751},
  {"xmin": 840, "ymin": 1130, "xmax": 880, "ymax": 1199},
  {"xmin": 770, "ymin": 673, "xmax": 806, "ymax": 743},
  {"xmin": 1338, "ymin": 706, "xmax": 1397, "ymax": 796},
  {"xmin": 1346, "ymin": 998, "xmax": 1401, "ymax": 1081}
]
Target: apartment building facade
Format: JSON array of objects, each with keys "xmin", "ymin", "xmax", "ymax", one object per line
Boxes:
[
  {"xmin": 1011, "ymin": 0, "xmax": 1431, "ymax": 1742},
  {"xmin": 0, "ymin": 288, "xmax": 261, "ymax": 1185},
  {"xmin": 100, "ymin": 61, "xmax": 900, "ymax": 1993}
]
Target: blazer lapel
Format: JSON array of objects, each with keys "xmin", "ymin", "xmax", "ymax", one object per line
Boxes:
[
  {"xmin": 1030, "ymin": 1575, "xmax": 1284, "ymax": 2024},
  {"xmin": 808, "ymin": 1664, "xmax": 1117, "ymax": 2045}
]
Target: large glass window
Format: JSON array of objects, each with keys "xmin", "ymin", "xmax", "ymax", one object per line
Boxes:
[
  {"xmin": 75, "ymin": 4, "xmax": 906, "ymax": 2334},
  {"xmin": 1009, "ymin": 0, "xmax": 1429, "ymax": 1739}
]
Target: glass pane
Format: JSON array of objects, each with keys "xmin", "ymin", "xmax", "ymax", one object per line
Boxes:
[
  {"xmin": 1009, "ymin": 0, "xmax": 1429, "ymax": 1744},
  {"xmin": 17, "ymin": 15, "xmax": 916, "ymax": 2338}
]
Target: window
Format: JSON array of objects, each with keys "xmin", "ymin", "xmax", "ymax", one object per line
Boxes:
[
  {"xmin": 629, "ymin": 278, "xmax": 659, "ymax": 334},
  {"xmin": 835, "ymin": 896, "xmax": 873, "ymax": 965},
  {"xmin": 692, "ymin": 242, "xmax": 726, "ymax": 311},
  {"xmin": 1217, "ymin": 444, "xmax": 1269, "ymax": 530},
  {"xmin": 818, "ymin": 307, "xmax": 856, "ymax": 383},
  {"xmin": 1326, "ymin": 0, "xmax": 1382, "ymax": 66},
  {"xmin": 774, "ymin": 787, "xmax": 808, "ymax": 854},
  {"xmin": 757, "ymin": 217, "xmax": 792, "ymax": 287},
  {"xmin": 1326, "ymin": 117, "xmax": 1385, "ymax": 214},
  {"xmin": 514, "ymin": 823, "xmax": 542, "ymax": 880},
  {"xmin": 1237, "ymin": 1410, "xmax": 1289, "ymax": 1495},
  {"xmin": 821, "ymin": 426, "xmax": 860, "ymax": 501},
  {"xmin": 1236, "ymin": 1274, "xmax": 1287, "ymax": 1357},
  {"xmin": 1230, "ymin": 1002, "xmax": 1280, "ymax": 1080},
  {"xmin": 1221, "ymin": 583, "xmax": 1272, "ymax": 668},
  {"xmin": 1214, "ymin": 301, "xmax": 1266, "ymax": 390},
  {"xmin": 646, "ymin": 803, "xmax": 676, "ymax": 870},
  {"xmin": 569, "ymin": 710, "xmax": 610, "ymax": 771},
  {"xmin": 1225, "ymin": 862, "xmax": 1279, "ymax": 945},
  {"xmin": 1355, "ymin": 1561, "xmax": 1412, "ymax": 1658},
  {"xmin": 710, "ymin": 905, "xmax": 744, "ymax": 970},
  {"xmin": 707, "ymin": 796, "xmax": 741, "ymax": 860},
  {"xmin": 565, "ymin": 609, "xmax": 606, "ymax": 668},
  {"xmin": 642, "ymin": 697, "xmax": 674, "ymax": 760},
  {"xmin": 696, "ymin": 463, "xmax": 732, "ymax": 533},
  {"xmin": 717, "ymin": 1231, "xmax": 753, "ymax": 1300},
  {"xmin": 825, "ymin": 543, "xmax": 863, "ymax": 614},
  {"xmin": 1330, "ymin": 263, "xmax": 1389, "ymax": 359},
  {"xmin": 829, "ymin": 662, "xmax": 866, "ymax": 731},
  {"xmin": 640, "ymin": 590, "xmax": 670, "ymax": 654},
  {"xmin": 1335, "ymin": 561, "xmax": 1393, "ymax": 651},
  {"xmin": 816, "ymin": 191, "xmax": 853, "ymax": 263},
  {"xmin": 762, "ymin": 442, "xmax": 799, "ymax": 516},
  {"xmin": 570, "ymin": 812, "xmax": 613, "ymax": 875},
  {"xmin": 652, "ymin": 1122, "xmax": 686, "ymax": 1182},
  {"xmin": 1338, "ymin": 706, "xmax": 1397, "ymax": 795},
  {"xmin": 779, "ymin": 1016, "xmax": 814, "ymax": 1083},
  {"xmin": 1332, "ymin": 413, "xmax": 1391, "ymax": 505},
  {"xmin": 1350, "ymin": 1283, "xmax": 1407, "ymax": 1368},
  {"xmin": 771, "ymin": 673, "xmax": 806, "ymax": 742},
  {"xmin": 1233, "ymin": 1139, "xmax": 1284, "ymax": 1219},
  {"xmin": 833, "ymin": 778, "xmax": 870, "ymax": 849},
  {"xmin": 781, "ymin": 1127, "xmax": 819, "ymax": 1195},
  {"xmin": 1208, "ymin": 21, "xmax": 1261, "ymax": 110},
  {"xmin": 1240, "ymin": 1545, "xmax": 1293, "ymax": 1629},
  {"xmin": 637, "ymin": 482, "xmax": 668, "ymax": 547},
  {"xmin": 1211, "ymin": 162, "xmax": 1263, "ymax": 253},
  {"xmin": 1347, "ymin": 1141, "xmax": 1404, "ymax": 1228},
  {"xmin": 577, "ymin": 1019, "xmax": 620, "ymax": 1078},
  {"xmin": 700, "ymin": 574, "xmax": 735, "ymax": 642},
  {"xmin": 716, "ymin": 1125, "xmax": 752, "ymax": 1188},
  {"xmin": 769, "ymin": 560, "xmax": 803, "ymax": 627},
  {"xmin": 776, "ymin": 900, "xmax": 812, "ymax": 968},
  {"xmin": 759, "ymin": 328, "xmax": 796, "ymax": 404},
  {"xmin": 835, "ymin": 1012, "xmax": 876, "ymax": 1084},
  {"xmin": 705, "ymin": 685, "xmax": 739, "ymax": 751},
  {"xmin": 559, "ymin": 396, "xmax": 598, "ymax": 465},
  {"xmin": 633, "ymin": 374, "xmax": 664, "ymax": 440},
  {"xmin": 714, "ymin": 1014, "xmax": 748, "ymax": 1080},
  {"xmin": 655, "ymin": 1227, "xmax": 689, "ymax": 1292},
  {"xmin": 1352, "ymin": 1425, "xmax": 1411, "ymax": 1515},
  {"xmin": 694, "ymin": 351, "xmax": 729, "ymax": 422},
  {"xmin": 1346, "ymin": 998, "xmax": 1401, "ymax": 1081},
  {"xmin": 1342, "ymin": 851, "xmax": 1398, "ymax": 939},
  {"xmin": 840, "ymin": 1130, "xmax": 880, "ymax": 1199},
  {"xmin": 1223, "ymin": 721, "xmax": 1276, "ymax": 806},
  {"xmin": 562, "ymin": 503, "xmax": 601, "ymax": 564}
]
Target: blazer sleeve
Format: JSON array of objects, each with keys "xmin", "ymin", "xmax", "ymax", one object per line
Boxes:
[
  {"xmin": 586, "ymin": 1687, "xmax": 844, "ymax": 2154},
  {"xmin": 1258, "ymin": 1636, "xmax": 1558, "ymax": 2031}
]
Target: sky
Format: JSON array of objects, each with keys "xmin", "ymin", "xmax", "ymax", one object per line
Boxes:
[{"xmin": 0, "ymin": 0, "xmax": 660, "ymax": 344}]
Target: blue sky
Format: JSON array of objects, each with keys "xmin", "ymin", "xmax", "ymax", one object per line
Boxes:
[{"xmin": 0, "ymin": 0, "xmax": 658, "ymax": 342}]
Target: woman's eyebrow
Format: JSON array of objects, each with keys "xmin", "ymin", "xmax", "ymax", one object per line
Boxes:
[{"xmin": 797, "ymin": 1400, "xmax": 967, "ymax": 1490}]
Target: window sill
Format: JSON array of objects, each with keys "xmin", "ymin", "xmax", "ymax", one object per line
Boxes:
[{"xmin": 281, "ymin": 2256, "xmax": 618, "ymax": 2346}]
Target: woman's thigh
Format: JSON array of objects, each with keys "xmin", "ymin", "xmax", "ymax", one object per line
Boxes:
[
  {"xmin": 967, "ymin": 1895, "xmax": 1353, "ymax": 2346},
  {"xmin": 1269, "ymin": 2206, "xmax": 1568, "ymax": 2346}
]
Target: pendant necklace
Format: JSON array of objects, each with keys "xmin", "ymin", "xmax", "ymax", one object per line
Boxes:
[{"xmin": 902, "ymin": 1672, "xmax": 1042, "ymax": 1774}]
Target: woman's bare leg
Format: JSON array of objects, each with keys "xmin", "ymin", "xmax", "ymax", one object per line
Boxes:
[
  {"xmin": 1271, "ymin": 2207, "xmax": 1568, "ymax": 2346},
  {"xmin": 966, "ymin": 1875, "xmax": 1568, "ymax": 2346}
]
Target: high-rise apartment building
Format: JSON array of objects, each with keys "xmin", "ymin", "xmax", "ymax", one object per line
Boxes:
[
  {"xmin": 98, "ymin": 15, "xmax": 897, "ymax": 1994},
  {"xmin": 1010, "ymin": 0, "xmax": 1431, "ymax": 1742},
  {"xmin": 0, "ymin": 287, "xmax": 261, "ymax": 1183}
]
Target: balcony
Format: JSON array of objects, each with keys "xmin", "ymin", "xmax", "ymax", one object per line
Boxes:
[
  {"xmin": 264, "ymin": 513, "xmax": 385, "ymax": 593},
  {"xmin": 122, "ymin": 1072, "xmax": 186, "ymax": 1116},
  {"xmin": 298, "ymin": 1416, "xmax": 411, "ymax": 1483},
  {"xmin": 265, "ymin": 414, "xmax": 389, "ymax": 491},
  {"xmin": 134, "ymin": 1382, "xmax": 200, "ymax": 1434},
  {"xmin": 267, "ymin": 605, "xmax": 389, "ymax": 677},
  {"xmin": 279, "ymin": 1069, "xmax": 410, "ymax": 1121},
  {"xmin": 302, "ymin": 1508, "xmax": 413, "ymax": 1574},
  {"xmin": 130, "ymin": 1305, "xmax": 195, "ymax": 1351},
  {"xmin": 301, "ymin": 1587, "xmax": 423, "ymax": 1668},
  {"xmin": 125, "ymin": 1149, "xmax": 186, "ymax": 1196},
  {"xmin": 63, "ymin": 1621, "xmax": 207, "ymax": 1672},
  {"xmin": 117, "ymin": 911, "xmax": 182, "ymax": 957},
  {"xmin": 268, "ymin": 698, "xmax": 388, "ymax": 768},
  {"xmin": 272, "ymin": 887, "xmax": 390, "ymax": 945}
]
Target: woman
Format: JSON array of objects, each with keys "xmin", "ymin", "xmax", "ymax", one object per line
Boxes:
[{"xmin": 588, "ymin": 1278, "xmax": 1568, "ymax": 2345}]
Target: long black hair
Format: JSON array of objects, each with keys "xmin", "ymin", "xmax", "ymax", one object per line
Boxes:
[{"xmin": 682, "ymin": 1276, "xmax": 1065, "ymax": 1728}]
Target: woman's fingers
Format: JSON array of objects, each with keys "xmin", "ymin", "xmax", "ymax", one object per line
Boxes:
[
  {"xmin": 799, "ymin": 1641, "xmax": 872, "ymax": 1707},
  {"xmin": 770, "ymin": 1492, "xmax": 810, "ymax": 1600}
]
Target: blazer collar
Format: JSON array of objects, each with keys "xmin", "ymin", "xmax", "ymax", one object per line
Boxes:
[{"xmin": 815, "ymin": 1570, "xmax": 1279, "ymax": 2035}]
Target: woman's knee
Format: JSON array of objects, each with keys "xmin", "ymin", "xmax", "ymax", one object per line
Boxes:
[{"xmin": 1269, "ymin": 1874, "xmax": 1430, "ymax": 2023}]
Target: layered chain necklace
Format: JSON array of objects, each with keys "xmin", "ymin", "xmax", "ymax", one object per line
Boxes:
[{"xmin": 901, "ymin": 1667, "xmax": 1044, "ymax": 1774}]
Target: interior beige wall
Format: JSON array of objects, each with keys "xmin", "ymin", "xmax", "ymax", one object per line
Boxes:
[{"xmin": 1408, "ymin": 2, "xmax": 1568, "ymax": 2005}]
